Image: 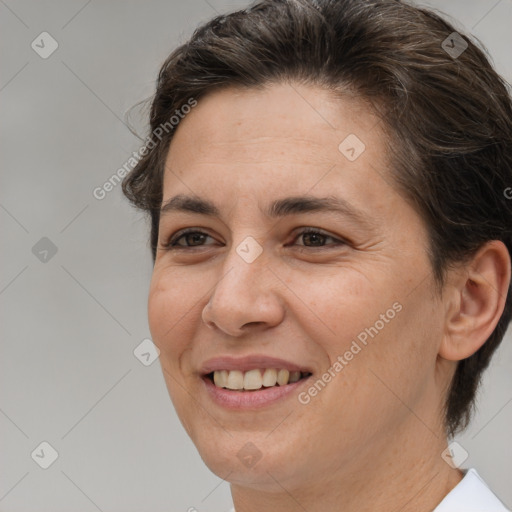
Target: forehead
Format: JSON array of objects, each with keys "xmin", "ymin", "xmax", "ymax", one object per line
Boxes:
[
  {"xmin": 161, "ymin": 83, "xmax": 393, "ymax": 216},
  {"xmin": 167, "ymin": 83, "xmax": 380, "ymax": 163}
]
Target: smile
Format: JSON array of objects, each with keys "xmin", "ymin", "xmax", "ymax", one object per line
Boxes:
[
  {"xmin": 202, "ymin": 369, "xmax": 313, "ymax": 409},
  {"xmin": 207, "ymin": 368, "xmax": 313, "ymax": 391}
]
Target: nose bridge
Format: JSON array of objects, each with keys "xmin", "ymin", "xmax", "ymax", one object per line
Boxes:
[
  {"xmin": 202, "ymin": 239, "xmax": 284, "ymax": 334},
  {"xmin": 210, "ymin": 238, "xmax": 269, "ymax": 308}
]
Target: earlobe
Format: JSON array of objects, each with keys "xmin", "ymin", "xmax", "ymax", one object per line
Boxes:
[{"xmin": 439, "ymin": 240, "xmax": 511, "ymax": 362}]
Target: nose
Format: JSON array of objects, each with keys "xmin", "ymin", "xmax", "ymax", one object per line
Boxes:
[{"xmin": 201, "ymin": 247, "xmax": 285, "ymax": 337}]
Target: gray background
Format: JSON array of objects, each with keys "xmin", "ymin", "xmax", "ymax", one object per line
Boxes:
[{"xmin": 1, "ymin": 0, "xmax": 511, "ymax": 510}]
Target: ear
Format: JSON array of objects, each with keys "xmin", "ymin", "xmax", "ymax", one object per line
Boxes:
[{"xmin": 439, "ymin": 240, "xmax": 511, "ymax": 361}]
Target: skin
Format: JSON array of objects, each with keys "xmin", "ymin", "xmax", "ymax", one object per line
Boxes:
[{"xmin": 147, "ymin": 82, "xmax": 511, "ymax": 512}]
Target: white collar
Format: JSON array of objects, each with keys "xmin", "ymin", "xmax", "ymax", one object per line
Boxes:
[{"xmin": 433, "ymin": 468, "xmax": 509, "ymax": 511}]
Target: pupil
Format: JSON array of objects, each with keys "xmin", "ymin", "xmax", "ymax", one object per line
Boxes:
[
  {"xmin": 188, "ymin": 233, "xmax": 204, "ymax": 245},
  {"xmin": 304, "ymin": 233, "xmax": 324, "ymax": 246}
]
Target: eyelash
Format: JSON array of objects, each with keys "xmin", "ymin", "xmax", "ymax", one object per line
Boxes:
[{"xmin": 162, "ymin": 227, "xmax": 346, "ymax": 251}]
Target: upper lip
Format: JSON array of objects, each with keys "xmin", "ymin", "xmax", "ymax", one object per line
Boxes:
[{"xmin": 200, "ymin": 355, "xmax": 313, "ymax": 375}]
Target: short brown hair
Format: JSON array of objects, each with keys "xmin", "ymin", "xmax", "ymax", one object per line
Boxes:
[{"xmin": 122, "ymin": 0, "xmax": 512, "ymax": 436}]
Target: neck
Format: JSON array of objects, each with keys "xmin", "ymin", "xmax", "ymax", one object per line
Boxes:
[{"xmin": 230, "ymin": 420, "xmax": 464, "ymax": 512}]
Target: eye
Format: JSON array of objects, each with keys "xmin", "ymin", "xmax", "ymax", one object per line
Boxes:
[
  {"xmin": 162, "ymin": 228, "xmax": 217, "ymax": 249},
  {"xmin": 161, "ymin": 227, "xmax": 346, "ymax": 251},
  {"xmin": 292, "ymin": 228, "xmax": 345, "ymax": 249}
]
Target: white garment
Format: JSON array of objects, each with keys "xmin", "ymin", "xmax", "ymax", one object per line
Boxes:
[
  {"xmin": 229, "ymin": 468, "xmax": 510, "ymax": 511},
  {"xmin": 433, "ymin": 468, "xmax": 510, "ymax": 511}
]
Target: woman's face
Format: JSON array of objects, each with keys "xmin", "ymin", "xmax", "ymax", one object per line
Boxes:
[{"xmin": 148, "ymin": 83, "xmax": 453, "ymax": 490}]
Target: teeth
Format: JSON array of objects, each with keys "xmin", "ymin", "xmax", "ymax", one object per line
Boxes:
[
  {"xmin": 262, "ymin": 368, "xmax": 277, "ymax": 387},
  {"xmin": 289, "ymin": 371, "xmax": 301, "ymax": 383},
  {"xmin": 277, "ymin": 369, "xmax": 289, "ymax": 386},
  {"xmin": 226, "ymin": 370, "xmax": 244, "ymax": 390},
  {"xmin": 213, "ymin": 369, "xmax": 228, "ymax": 388},
  {"xmin": 244, "ymin": 369, "xmax": 263, "ymax": 390},
  {"xmin": 212, "ymin": 368, "xmax": 307, "ymax": 390}
]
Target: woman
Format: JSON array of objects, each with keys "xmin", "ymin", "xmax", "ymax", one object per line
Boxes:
[{"xmin": 122, "ymin": 0, "xmax": 512, "ymax": 510}]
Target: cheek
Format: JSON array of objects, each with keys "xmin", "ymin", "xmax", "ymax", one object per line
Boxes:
[
  {"xmin": 147, "ymin": 270, "xmax": 200, "ymax": 423},
  {"xmin": 147, "ymin": 267, "xmax": 203, "ymax": 356},
  {"xmin": 302, "ymin": 267, "xmax": 435, "ymax": 398},
  {"xmin": 295, "ymin": 268, "xmax": 389, "ymax": 349}
]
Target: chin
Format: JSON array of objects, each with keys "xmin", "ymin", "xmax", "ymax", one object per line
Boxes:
[{"xmin": 191, "ymin": 432, "xmax": 309, "ymax": 492}]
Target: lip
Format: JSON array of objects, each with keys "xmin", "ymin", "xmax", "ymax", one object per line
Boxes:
[
  {"xmin": 199, "ymin": 355, "xmax": 313, "ymax": 375},
  {"xmin": 201, "ymin": 373, "xmax": 312, "ymax": 409}
]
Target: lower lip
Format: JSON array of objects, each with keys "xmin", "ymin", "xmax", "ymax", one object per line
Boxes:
[{"xmin": 202, "ymin": 375, "xmax": 311, "ymax": 409}]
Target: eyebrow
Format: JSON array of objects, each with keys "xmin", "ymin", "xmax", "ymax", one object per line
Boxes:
[{"xmin": 159, "ymin": 193, "xmax": 376, "ymax": 229}]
